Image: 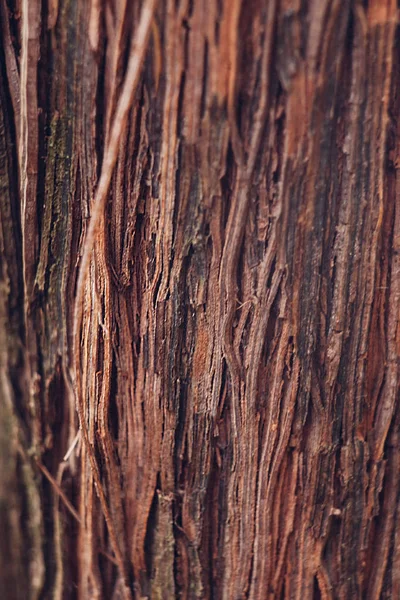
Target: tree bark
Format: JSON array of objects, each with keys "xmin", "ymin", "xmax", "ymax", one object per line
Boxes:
[{"xmin": 1, "ymin": 0, "xmax": 399, "ymax": 598}]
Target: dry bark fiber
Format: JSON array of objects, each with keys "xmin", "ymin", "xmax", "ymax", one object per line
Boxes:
[{"xmin": 0, "ymin": 0, "xmax": 400, "ymax": 598}]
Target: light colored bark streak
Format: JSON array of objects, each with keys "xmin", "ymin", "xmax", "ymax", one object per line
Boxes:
[
  {"xmin": 73, "ymin": 0, "xmax": 157, "ymax": 596},
  {"xmin": 18, "ymin": 4, "xmax": 45, "ymax": 598},
  {"xmin": 20, "ymin": 0, "xmax": 40, "ymax": 305}
]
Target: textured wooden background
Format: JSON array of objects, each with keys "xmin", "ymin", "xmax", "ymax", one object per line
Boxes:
[{"xmin": 0, "ymin": 1, "xmax": 399, "ymax": 598}]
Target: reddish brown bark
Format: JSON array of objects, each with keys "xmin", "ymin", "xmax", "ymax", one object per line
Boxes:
[{"xmin": 0, "ymin": 1, "xmax": 400, "ymax": 599}]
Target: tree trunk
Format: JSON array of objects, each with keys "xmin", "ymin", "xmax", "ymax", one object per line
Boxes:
[{"xmin": 1, "ymin": 0, "xmax": 399, "ymax": 598}]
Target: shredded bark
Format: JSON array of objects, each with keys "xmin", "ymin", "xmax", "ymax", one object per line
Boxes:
[{"xmin": 0, "ymin": 1, "xmax": 399, "ymax": 599}]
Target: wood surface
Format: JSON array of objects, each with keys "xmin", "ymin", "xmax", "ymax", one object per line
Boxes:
[{"xmin": 0, "ymin": 1, "xmax": 399, "ymax": 598}]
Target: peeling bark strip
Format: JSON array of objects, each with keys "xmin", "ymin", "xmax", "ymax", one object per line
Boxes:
[
  {"xmin": 0, "ymin": 1, "xmax": 400, "ymax": 599},
  {"xmin": 72, "ymin": 3, "xmax": 157, "ymax": 596}
]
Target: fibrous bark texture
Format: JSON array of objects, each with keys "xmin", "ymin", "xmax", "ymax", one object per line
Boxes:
[{"xmin": 0, "ymin": 0, "xmax": 400, "ymax": 598}]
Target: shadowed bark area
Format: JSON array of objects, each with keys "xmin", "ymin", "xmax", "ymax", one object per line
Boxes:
[{"xmin": 0, "ymin": 0, "xmax": 399, "ymax": 598}]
